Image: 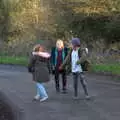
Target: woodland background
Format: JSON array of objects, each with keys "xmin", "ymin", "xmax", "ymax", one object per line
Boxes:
[{"xmin": 0, "ymin": 0, "xmax": 120, "ymax": 64}]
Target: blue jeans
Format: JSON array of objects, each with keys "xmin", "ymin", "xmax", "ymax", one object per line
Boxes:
[{"xmin": 36, "ymin": 83, "xmax": 48, "ymax": 98}]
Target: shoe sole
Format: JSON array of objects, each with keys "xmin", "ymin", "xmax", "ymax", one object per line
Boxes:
[{"xmin": 40, "ymin": 97, "xmax": 48, "ymax": 102}]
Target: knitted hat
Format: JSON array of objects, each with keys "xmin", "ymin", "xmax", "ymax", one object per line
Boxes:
[{"xmin": 71, "ymin": 38, "xmax": 80, "ymax": 46}]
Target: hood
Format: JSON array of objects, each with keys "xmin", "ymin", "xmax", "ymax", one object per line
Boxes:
[{"xmin": 32, "ymin": 52, "xmax": 50, "ymax": 58}]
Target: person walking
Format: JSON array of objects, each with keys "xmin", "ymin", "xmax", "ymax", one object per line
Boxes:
[
  {"xmin": 60, "ymin": 38, "xmax": 90, "ymax": 99},
  {"xmin": 51, "ymin": 39, "xmax": 68, "ymax": 93},
  {"xmin": 28, "ymin": 44, "xmax": 51, "ymax": 102}
]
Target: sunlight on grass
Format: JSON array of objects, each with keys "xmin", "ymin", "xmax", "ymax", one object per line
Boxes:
[
  {"xmin": 0, "ymin": 56, "xmax": 120, "ymax": 75},
  {"xmin": 92, "ymin": 64, "xmax": 120, "ymax": 75},
  {"xmin": 0, "ymin": 56, "xmax": 28, "ymax": 66}
]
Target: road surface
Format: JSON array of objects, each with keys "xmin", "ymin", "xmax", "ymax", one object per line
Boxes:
[{"xmin": 0, "ymin": 65, "xmax": 120, "ymax": 120}]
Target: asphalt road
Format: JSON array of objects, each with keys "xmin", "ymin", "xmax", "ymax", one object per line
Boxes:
[{"xmin": 0, "ymin": 65, "xmax": 120, "ymax": 120}]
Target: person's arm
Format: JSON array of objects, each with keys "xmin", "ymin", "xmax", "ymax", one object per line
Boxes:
[
  {"xmin": 45, "ymin": 57, "xmax": 52, "ymax": 74},
  {"xmin": 28, "ymin": 55, "xmax": 36, "ymax": 73},
  {"xmin": 76, "ymin": 48, "xmax": 87, "ymax": 65},
  {"xmin": 60, "ymin": 48, "xmax": 72, "ymax": 69},
  {"xmin": 50, "ymin": 47, "xmax": 55, "ymax": 66}
]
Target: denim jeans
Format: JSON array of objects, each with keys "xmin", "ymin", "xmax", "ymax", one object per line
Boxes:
[
  {"xmin": 36, "ymin": 83, "xmax": 48, "ymax": 98},
  {"xmin": 72, "ymin": 72, "xmax": 88, "ymax": 97}
]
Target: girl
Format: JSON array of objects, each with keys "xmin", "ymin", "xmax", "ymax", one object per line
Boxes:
[
  {"xmin": 60, "ymin": 38, "xmax": 90, "ymax": 100},
  {"xmin": 28, "ymin": 44, "xmax": 51, "ymax": 102},
  {"xmin": 51, "ymin": 40, "xmax": 68, "ymax": 93}
]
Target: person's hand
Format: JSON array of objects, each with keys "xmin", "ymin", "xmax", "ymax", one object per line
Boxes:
[
  {"xmin": 76, "ymin": 60, "xmax": 81, "ymax": 65},
  {"xmin": 59, "ymin": 65, "xmax": 62, "ymax": 70}
]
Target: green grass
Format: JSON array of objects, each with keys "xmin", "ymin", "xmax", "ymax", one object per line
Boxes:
[
  {"xmin": 0, "ymin": 56, "xmax": 28, "ymax": 66},
  {"xmin": 92, "ymin": 64, "xmax": 120, "ymax": 75},
  {"xmin": 0, "ymin": 56, "xmax": 120, "ymax": 75}
]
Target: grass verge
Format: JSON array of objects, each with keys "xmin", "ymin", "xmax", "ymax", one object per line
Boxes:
[
  {"xmin": 92, "ymin": 64, "xmax": 120, "ymax": 75},
  {"xmin": 0, "ymin": 56, "xmax": 28, "ymax": 66},
  {"xmin": 0, "ymin": 56, "xmax": 120, "ymax": 75}
]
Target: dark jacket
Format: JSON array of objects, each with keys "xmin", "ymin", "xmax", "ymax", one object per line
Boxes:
[
  {"xmin": 61, "ymin": 48, "xmax": 90, "ymax": 72},
  {"xmin": 28, "ymin": 54, "xmax": 50, "ymax": 83},
  {"xmin": 51, "ymin": 47, "xmax": 68, "ymax": 74},
  {"xmin": 51, "ymin": 47, "xmax": 68, "ymax": 67}
]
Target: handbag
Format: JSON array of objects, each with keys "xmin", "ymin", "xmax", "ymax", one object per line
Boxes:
[
  {"xmin": 78, "ymin": 48, "xmax": 91, "ymax": 71},
  {"xmin": 81, "ymin": 60, "xmax": 91, "ymax": 71}
]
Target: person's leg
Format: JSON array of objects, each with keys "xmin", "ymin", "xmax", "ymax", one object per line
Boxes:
[
  {"xmin": 54, "ymin": 69, "xmax": 60, "ymax": 92},
  {"xmin": 61, "ymin": 69, "xmax": 67, "ymax": 93},
  {"xmin": 37, "ymin": 83, "xmax": 48, "ymax": 102},
  {"xmin": 37, "ymin": 83, "xmax": 48, "ymax": 97},
  {"xmin": 34, "ymin": 83, "xmax": 40, "ymax": 100},
  {"xmin": 36, "ymin": 83, "xmax": 40, "ymax": 95},
  {"xmin": 73, "ymin": 72, "xmax": 78, "ymax": 98},
  {"xmin": 79, "ymin": 73, "xmax": 90, "ymax": 99}
]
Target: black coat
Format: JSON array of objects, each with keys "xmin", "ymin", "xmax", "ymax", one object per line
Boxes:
[{"xmin": 28, "ymin": 54, "xmax": 50, "ymax": 83}]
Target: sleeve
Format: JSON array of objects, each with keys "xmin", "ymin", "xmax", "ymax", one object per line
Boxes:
[
  {"xmin": 50, "ymin": 47, "xmax": 55, "ymax": 66},
  {"xmin": 61, "ymin": 48, "xmax": 72, "ymax": 68},
  {"xmin": 28, "ymin": 55, "xmax": 36, "ymax": 73},
  {"xmin": 79, "ymin": 49, "xmax": 91, "ymax": 71},
  {"xmin": 64, "ymin": 47, "xmax": 69, "ymax": 57},
  {"xmin": 46, "ymin": 57, "xmax": 52, "ymax": 74},
  {"xmin": 77, "ymin": 48, "xmax": 87, "ymax": 64}
]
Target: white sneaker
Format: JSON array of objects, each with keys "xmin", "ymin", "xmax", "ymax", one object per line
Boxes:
[
  {"xmin": 73, "ymin": 96, "xmax": 79, "ymax": 100},
  {"xmin": 34, "ymin": 95, "xmax": 40, "ymax": 100},
  {"xmin": 40, "ymin": 96, "xmax": 48, "ymax": 102},
  {"xmin": 85, "ymin": 95, "xmax": 90, "ymax": 100}
]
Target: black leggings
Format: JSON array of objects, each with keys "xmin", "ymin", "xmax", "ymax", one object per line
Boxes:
[{"xmin": 54, "ymin": 69, "xmax": 67, "ymax": 91}]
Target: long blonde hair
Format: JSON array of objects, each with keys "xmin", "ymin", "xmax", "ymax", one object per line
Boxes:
[{"xmin": 56, "ymin": 39, "xmax": 64, "ymax": 49}]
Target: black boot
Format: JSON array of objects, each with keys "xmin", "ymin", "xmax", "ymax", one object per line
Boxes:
[{"xmin": 62, "ymin": 87, "xmax": 67, "ymax": 94}]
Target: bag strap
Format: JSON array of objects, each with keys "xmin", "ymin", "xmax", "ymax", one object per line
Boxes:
[{"xmin": 78, "ymin": 48, "xmax": 82, "ymax": 59}]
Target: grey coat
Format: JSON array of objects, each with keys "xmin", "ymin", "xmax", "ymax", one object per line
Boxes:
[{"xmin": 28, "ymin": 54, "xmax": 50, "ymax": 83}]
